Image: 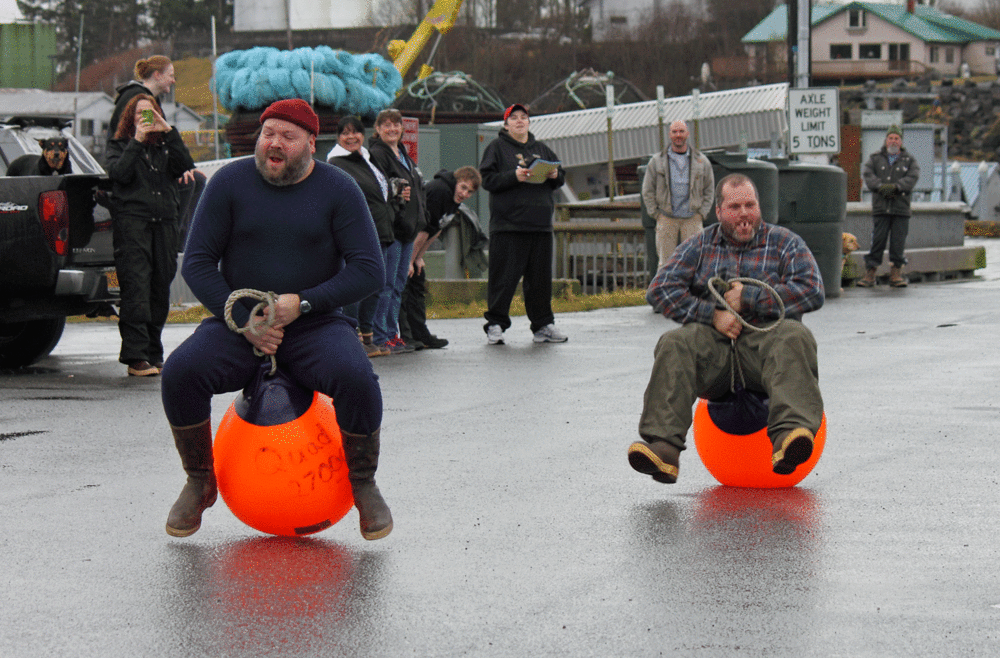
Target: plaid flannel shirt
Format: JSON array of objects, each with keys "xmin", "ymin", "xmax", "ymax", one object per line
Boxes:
[{"xmin": 647, "ymin": 222, "xmax": 825, "ymax": 326}]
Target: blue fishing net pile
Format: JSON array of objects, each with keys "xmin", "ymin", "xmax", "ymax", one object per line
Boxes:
[{"xmin": 214, "ymin": 46, "xmax": 403, "ymax": 117}]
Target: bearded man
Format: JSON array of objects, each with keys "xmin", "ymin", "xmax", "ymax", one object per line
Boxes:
[
  {"xmin": 627, "ymin": 174, "xmax": 826, "ymax": 485},
  {"xmin": 858, "ymin": 125, "xmax": 920, "ymax": 288},
  {"xmin": 5, "ymin": 137, "xmax": 73, "ymax": 176},
  {"xmin": 159, "ymin": 99, "xmax": 393, "ymax": 540}
]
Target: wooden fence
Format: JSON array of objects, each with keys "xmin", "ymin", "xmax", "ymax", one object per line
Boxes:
[{"xmin": 553, "ymin": 202, "xmax": 650, "ymax": 294}]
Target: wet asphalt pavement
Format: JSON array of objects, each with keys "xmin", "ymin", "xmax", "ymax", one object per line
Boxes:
[{"xmin": 2, "ymin": 238, "xmax": 1000, "ymax": 657}]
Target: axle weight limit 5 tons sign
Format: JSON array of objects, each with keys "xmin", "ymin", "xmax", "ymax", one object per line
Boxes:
[{"xmin": 787, "ymin": 88, "xmax": 840, "ymax": 155}]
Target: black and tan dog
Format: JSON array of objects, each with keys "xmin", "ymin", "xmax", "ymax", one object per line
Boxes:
[{"xmin": 5, "ymin": 137, "xmax": 73, "ymax": 176}]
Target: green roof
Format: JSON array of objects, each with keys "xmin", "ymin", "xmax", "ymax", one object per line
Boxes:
[{"xmin": 742, "ymin": 1, "xmax": 1000, "ymax": 44}]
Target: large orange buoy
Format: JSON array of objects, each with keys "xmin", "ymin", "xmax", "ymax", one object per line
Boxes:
[
  {"xmin": 692, "ymin": 396, "xmax": 826, "ymax": 488},
  {"xmin": 214, "ymin": 365, "xmax": 354, "ymax": 536}
]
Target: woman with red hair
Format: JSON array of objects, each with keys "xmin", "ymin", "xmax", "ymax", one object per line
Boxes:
[{"xmin": 106, "ymin": 94, "xmax": 195, "ymax": 376}]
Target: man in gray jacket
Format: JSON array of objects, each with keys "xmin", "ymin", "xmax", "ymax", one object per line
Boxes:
[
  {"xmin": 641, "ymin": 120, "xmax": 715, "ymax": 268},
  {"xmin": 859, "ymin": 125, "xmax": 920, "ymax": 288}
]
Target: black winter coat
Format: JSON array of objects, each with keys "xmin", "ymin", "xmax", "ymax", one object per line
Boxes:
[
  {"xmin": 367, "ymin": 137, "xmax": 427, "ymax": 243},
  {"xmin": 424, "ymin": 169, "xmax": 461, "ymax": 236},
  {"xmin": 479, "ymin": 128, "xmax": 564, "ymax": 233},
  {"xmin": 105, "ymin": 128, "xmax": 195, "ymax": 222},
  {"xmin": 328, "ymin": 147, "xmax": 396, "ymax": 245}
]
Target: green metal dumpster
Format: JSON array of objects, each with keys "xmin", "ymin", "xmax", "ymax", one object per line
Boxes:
[{"xmin": 764, "ymin": 157, "xmax": 847, "ymax": 299}]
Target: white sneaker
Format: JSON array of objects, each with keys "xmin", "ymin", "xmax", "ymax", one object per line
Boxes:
[
  {"xmin": 486, "ymin": 324, "xmax": 505, "ymax": 345},
  {"xmin": 533, "ymin": 324, "xmax": 568, "ymax": 343}
]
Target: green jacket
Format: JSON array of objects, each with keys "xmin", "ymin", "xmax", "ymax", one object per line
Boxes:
[{"xmin": 863, "ymin": 146, "xmax": 920, "ymax": 217}]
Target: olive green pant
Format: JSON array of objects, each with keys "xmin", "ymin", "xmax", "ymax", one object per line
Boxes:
[{"xmin": 639, "ymin": 320, "xmax": 823, "ymax": 451}]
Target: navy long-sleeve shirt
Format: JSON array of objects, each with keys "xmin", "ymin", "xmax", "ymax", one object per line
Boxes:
[{"xmin": 182, "ymin": 158, "xmax": 384, "ymax": 327}]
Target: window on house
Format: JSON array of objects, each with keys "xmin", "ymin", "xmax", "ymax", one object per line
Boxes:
[
  {"xmin": 859, "ymin": 44, "xmax": 881, "ymax": 59},
  {"xmin": 929, "ymin": 46, "xmax": 939, "ymax": 63},
  {"xmin": 888, "ymin": 44, "xmax": 909, "ymax": 61},
  {"xmin": 79, "ymin": 119, "xmax": 94, "ymax": 137},
  {"xmin": 987, "ymin": 46, "xmax": 996, "ymax": 57},
  {"xmin": 946, "ymin": 47, "xmax": 955, "ymax": 63},
  {"xmin": 830, "ymin": 44, "xmax": 852, "ymax": 59},
  {"xmin": 609, "ymin": 15, "xmax": 627, "ymax": 25},
  {"xmin": 849, "ymin": 9, "xmax": 866, "ymax": 28}
]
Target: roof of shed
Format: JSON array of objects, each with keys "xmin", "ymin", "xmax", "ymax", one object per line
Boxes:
[{"xmin": 485, "ymin": 83, "xmax": 790, "ymax": 168}]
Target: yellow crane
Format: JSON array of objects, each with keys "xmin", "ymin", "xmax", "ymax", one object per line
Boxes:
[{"xmin": 387, "ymin": 0, "xmax": 464, "ymax": 82}]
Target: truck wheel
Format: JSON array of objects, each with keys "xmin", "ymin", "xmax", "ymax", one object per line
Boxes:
[{"xmin": 0, "ymin": 318, "xmax": 67, "ymax": 368}]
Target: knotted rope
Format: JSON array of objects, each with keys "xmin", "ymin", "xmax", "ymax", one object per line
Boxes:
[
  {"xmin": 224, "ymin": 288, "xmax": 278, "ymax": 375},
  {"xmin": 707, "ymin": 276, "xmax": 786, "ymax": 394}
]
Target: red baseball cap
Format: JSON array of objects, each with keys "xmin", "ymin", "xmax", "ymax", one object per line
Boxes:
[{"xmin": 503, "ymin": 103, "xmax": 529, "ymax": 122}]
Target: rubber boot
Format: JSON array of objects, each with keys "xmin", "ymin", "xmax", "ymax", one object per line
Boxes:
[
  {"xmin": 890, "ymin": 265, "xmax": 908, "ymax": 287},
  {"xmin": 342, "ymin": 429, "xmax": 393, "ymax": 540},
  {"xmin": 165, "ymin": 419, "xmax": 217, "ymax": 537},
  {"xmin": 856, "ymin": 267, "xmax": 877, "ymax": 287}
]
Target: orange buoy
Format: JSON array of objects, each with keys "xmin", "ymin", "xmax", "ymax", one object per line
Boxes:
[
  {"xmin": 692, "ymin": 397, "xmax": 826, "ymax": 488},
  {"xmin": 214, "ymin": 365, "xmax": 354, "ymax": 536}
]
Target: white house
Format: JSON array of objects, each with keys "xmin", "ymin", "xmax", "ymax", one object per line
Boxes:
[{"xmin": 743, "ymin": 1, "xmax": 1000, "ymax": 81}]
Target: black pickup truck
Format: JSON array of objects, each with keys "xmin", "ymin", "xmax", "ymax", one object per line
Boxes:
[{"xmin": 0, "ymin": 120, "xmax": 118, "ymax": 368}]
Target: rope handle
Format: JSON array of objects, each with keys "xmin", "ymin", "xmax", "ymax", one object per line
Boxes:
[
  {"xmin": 707, "ymin": 276, "xmax": 786, "ymax": 334},
  {"xmin": 224, "ymin": 288, "xmax": 278, "ymax": 375}
]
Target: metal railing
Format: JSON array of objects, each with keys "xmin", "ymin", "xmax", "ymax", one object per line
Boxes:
[{"xmin": 553, "ymin": 202, "xmax": 650, "ymax": 294}]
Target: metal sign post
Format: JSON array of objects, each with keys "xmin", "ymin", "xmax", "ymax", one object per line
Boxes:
[
  {"xmin": 656, "ymin": 85, "xmax": 665, "ymax": 153},
  {"xmin": 606, "ymin": 85, "xmax": 616, "ymax": 201}
]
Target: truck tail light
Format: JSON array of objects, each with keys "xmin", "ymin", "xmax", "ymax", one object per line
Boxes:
[{"xmin": 39, "ymin": 190, "xmax": 69, "ymax": 256}]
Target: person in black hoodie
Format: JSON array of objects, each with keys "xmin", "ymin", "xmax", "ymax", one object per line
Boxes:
[
  {"xmin": 108, "ymin": 55, "xmax": 204, "ymax": 240},
  {"xmin": 327, "ymin": 115, "xmax": 399, "ymax": 357},
  {"xmin": 106, "ymin": 94, "xmax": 196, "ymax": 376},
  {"xmin": 479, "ymin": 103, "xmax": 567, "ymax": 346},
  {"xmin": 400, "ymin": 166, "xmax": 482, "ymax": 349},
  {"xmin": 367, "ymin": 109, "xmax": 427, "ymax": 354}
]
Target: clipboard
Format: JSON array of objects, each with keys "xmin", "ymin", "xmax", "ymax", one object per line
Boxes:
[{"xmin": 525, "ymin": 159, "xmax": 560, "ymax": 183}]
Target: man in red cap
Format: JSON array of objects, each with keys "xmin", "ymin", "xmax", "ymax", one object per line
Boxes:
[
  {"xmin": 159, "ymin": 98, "xmax": 394, "ymax": 541},
  {"xmin": 479, "ymin": 103, "xmax": 568, "ymax": 345}
]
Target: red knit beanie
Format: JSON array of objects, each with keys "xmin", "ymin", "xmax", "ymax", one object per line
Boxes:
[{"xmin": 259, "ymin": 99, "xmax": 320, "ymax": 136}]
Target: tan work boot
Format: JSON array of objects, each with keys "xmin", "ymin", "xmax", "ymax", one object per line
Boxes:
[
  {"xmin": 360, "ymin": 332, "xmax": 386, "ymax": 357},
  {"xmin": 771, "ymin": 428, "xmax": 814, "ymax": 475},
  {"xmin": 889, "ymin": 265, "xmax": 908, "ymax": 287},
  {"xmin": 166, "ymin": 419, "xmax": 217, "ymax": 537},
  {"xmin": 342, "ymin": 429, "xmax": 393, "ymax": 540},
  {"xmin": 855, "ymin": 267, "xmax": 877, "ymax": 288},
  {"xmin": 627, "ymin": 439, "xmax": 681, "ymax": 484}
]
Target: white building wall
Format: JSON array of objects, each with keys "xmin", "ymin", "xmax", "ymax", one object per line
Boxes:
[
  {"xmin": 963, "ymin": 40, "xmax": 1000, "ymax": 75},
  {"xmin": 234, "ymin": 0, "xmax": 371, "ymax": 31}
]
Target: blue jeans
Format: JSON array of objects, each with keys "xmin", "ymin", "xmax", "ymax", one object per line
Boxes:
[
  {"xmin": 373, "ymin": 240, "xmax": 413, "ymax": 344},
  {"xmin": 345, "ymin": 243, "xmax": 387, "ymax": 334}
]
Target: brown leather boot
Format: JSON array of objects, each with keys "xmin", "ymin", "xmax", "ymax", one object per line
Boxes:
[
  {"xmin": 889, "ymin": 265, "xmax": 908, "ymax": 287},
  {"xmin": 855, "ymin": 267, "xmax": 877, "ymax": 287},
  {"xmin": 627, "ymin": 439, "xmax": 681, "ymax": 484},
  {"xmin": 165, "ymin": 420, "xmax": 217, "ymax": 537},
  {"xmin": 342, "ymin": 429, "xmax": 393, "ymax": 540}
]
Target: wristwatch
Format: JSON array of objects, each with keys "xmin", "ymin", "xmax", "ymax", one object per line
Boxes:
[{"xmin": 299, "ymin": 299, "xmax": 312, "ymax": 314}]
